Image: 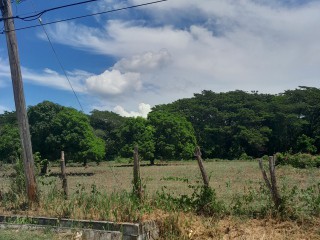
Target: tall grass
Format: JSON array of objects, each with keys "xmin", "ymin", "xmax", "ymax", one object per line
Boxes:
[{"xmin": 1, "ymin": 160, "xmax": 320, "ymax": 239}]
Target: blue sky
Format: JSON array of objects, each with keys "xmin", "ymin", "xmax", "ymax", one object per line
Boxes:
[{"xmin": 1, "ymin": 0, "xmax": 320, "ymax": 117}]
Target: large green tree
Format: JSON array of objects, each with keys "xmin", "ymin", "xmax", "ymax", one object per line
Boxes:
[
  {"xmin": 118, "ymin": 117, "xmax": 155, "ymax": 164},
  {"xmin": 0, "ymin": 124, "xmax": 20, "ymax": 163},
  {"xmin": 28, "ymin": 101, "xmax": 105, "ymax": 165},
  {"xmin": 89, "ymin": 110, "xmax": 125, "ymax": 159},
  {"xmin": 0, "ymin": 111, "xmax": 17, "ymax": 125},
  {"xmin": 28, "ymin": 101, "xmax": 63, "ymax": 159},
  {"xmin": 0, "ymin": 111, "xmax": 20, "ymax": 163},
  {"xmin": 151, "ymin": 87, "xmax": 320, "ymax": 159},
  {"xmin": 3, "ymin": 86, "xmax": 320, "ymax": 164},
  {"xmin": 48, "ymin": 108, "xmax": 105, "ymax": 165},
  {"xmin": 148, "ymin": 111, "xmax": 197, "ymax": 160}
]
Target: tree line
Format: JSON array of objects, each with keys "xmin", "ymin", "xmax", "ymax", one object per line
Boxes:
[
  {"xmin": 153, "ymin": 86, "xmax": 320, "ymax": 159},
  {"xmin": 0, "ymin": 86, "xmax": 319, "ymax": 164},
  {"xmin": 0, "ymin": 101, "xmax": 196, "ymax": 165}
]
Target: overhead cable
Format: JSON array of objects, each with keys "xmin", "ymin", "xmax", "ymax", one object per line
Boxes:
[
  {"xmin": 1, "ymin": 0, "xmax": 101, "ymax": 21},
  {"xmin": 0, "ymin": 0, "xmax": 168, "ymax": 34},
  {"xmin": 38, "ymin": 17, "xmax": 85, "ymax": 112}
]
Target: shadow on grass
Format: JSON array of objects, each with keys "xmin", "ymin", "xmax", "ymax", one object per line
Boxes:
[
  {"xmin": 113, "ymin": 163, "xmax": 170, "ymax": 168},
  {"xmin": 48, "ymin": 172, "xmax": 95, "ymax": 177}
]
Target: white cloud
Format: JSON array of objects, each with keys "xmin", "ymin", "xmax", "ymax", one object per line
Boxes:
[
  {"xmin": 0, "ymin": 55, "xmax": 144, "ymax": 103},
  {"xmin": 33, "ymin": 0, "xmax": 320, "ymax": 109},
  {"xmin": 0, "ymin": 55, "xmax": 91, "ymax": 92},
  {"xmin": 85, "ymin": 69, "xmax": 142, "ymax": 96},
  {"xmin": 0, "ymin": 58, "xmax": 11, "ymax": 88},
  {"xmin": 114, "ymin": 49, "xmax": 171, "ymax": 73},
  {"xmin": 114, "ymin": 103, "xmax": 151, "ymax": 118},
  {"xmin": 0, "ymin": 105, "xmax": 10, "ymax": 114},
  {"xmin": 21, "ymin": 67, "xmax": 89, "ymax": 93}
]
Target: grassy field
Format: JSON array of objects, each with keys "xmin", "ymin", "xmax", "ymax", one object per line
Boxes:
[
  {"xmin": 37, "ymin": 159, "xmax": 320, "ymax": 203},
  {"xmin": 0, "ymin": 159, "xmax": 320, "ymax": 239},
  {"xmin": 2, "ymin": 159, "xmax": 319, "ymax": 197}
]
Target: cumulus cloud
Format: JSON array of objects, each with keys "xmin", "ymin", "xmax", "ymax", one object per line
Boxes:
[
  {"xmin": 114, "ymin": 49, "xmax": 171, "ymax": 73},
  {"xmin": 33, "ymin": 0, "xmax": 320, "ymax": 110},
  {"xmin": 0, "ymin": 55, "xmax": 144, "ymax": 101},
  {"xmin": 114, "ymin": 103, "xmax": 151, "ymax": 118},
  {"xmin": 85, "ymin": 69, "xmax": 142, "ymax": 96}
]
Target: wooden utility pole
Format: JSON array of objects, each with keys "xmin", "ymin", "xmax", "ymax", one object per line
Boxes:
[{"xmin": 0, "ymin": 0, "xmax": 38, "ymax": 203}]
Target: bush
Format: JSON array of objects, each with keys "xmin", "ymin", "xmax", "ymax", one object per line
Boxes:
[
  {"xmin": 156, "ymin": 185, "xmax": 224, "ymax": 216},
  {"xmin": 238, "ymin": 152, "xmax": 253, "ymax": 161},
  {"xmin": 276, "ymin": 152, "xmax": 320, "ymax": 168},
  {"xmin": 295, "ymin": 134, "xmax": 317, "ymax": 154},
  {"xmin": 34, "ymin": 152, "xmax": 48, "ymax": 175}
]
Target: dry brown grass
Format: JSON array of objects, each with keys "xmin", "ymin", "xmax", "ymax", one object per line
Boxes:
[
  {"xmin": 1, "ymin": 160, "xmax": 320, "ymax": 204},
  {"xmin": 150, "ymin": 210, "xmax": 320, "ymax": 240},
  {"xmin": 30, "ymin": 160, "xmax": 320, "ymax": 199},
  {"xmin": 1, "ymin": 160, "xmax": 320, "ymax": 239}
]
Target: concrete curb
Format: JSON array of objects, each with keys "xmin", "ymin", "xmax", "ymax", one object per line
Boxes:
[
  {"xmin": 0, "ymin": 215, "xmax": 159, "ymax": 240},
  {"xmin": 0, "ymin": 223, "xmax": 122, "ymax": 240}
]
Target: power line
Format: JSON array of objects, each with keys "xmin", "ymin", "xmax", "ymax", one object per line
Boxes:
[
  {"xmin": 0, "ymin": 0, "xmax": 168, "ymax": 34},
  {"xmin": 26, "ymin": 0, "xmax": 85, "ymax": 112},
  {"xmin": 1, "ymin": 0, "xmax": 101, "ymax": 21},
  {"xmin": 29, "ymin": 2, "xmax": 122, "ymax": 188},
  {"xmin": 38, "ymin": 17, "xmax": 85, "ymax": 112}
]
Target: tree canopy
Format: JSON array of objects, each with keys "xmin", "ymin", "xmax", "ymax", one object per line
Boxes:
[
  {"xmin": 28, "ymin": 101, "xmax": 105, "ymax": 165},
  {"xmin": 148, "ymin": 111, "xmax": 197, "ymax": 160},
  {"xmin": 1, "ymin": 87, "xmax": 320, "ymax": 163},
  {"xmin": 89, "ymin": 110, "xmax": 125, "ymax": 159},
  {"xmin": 117, "ymin": 117, "xmax": 155, "ymax": 163},
  {"xmin": 151, "ymin": 87, "xmax": 320, "ymax": 159}
]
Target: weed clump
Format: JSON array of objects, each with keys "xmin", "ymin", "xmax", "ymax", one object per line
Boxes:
[
  {"xmin": 0, "ymin": 158, "xmax": 28, "ymax": 210},
  {"xmin": 156, "ymin": 185, "xmax": 224, "ymax": 216},
  {"xmin": 276, "ymin": 153, "xmax": 320, "ymax": 168}
]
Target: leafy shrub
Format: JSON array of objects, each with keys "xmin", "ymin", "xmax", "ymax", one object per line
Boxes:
[
  {"xmin": 0, "ymin": 158, "xmax": 28, "ymax": 209},
  {"xmin": 238, "ymin": 152, "xmax": 253, "ymax": 161},
  {"xmin": 230, "ymin": 182, "xmax": 272, "ymax": 217},
  {"xmin": 295, "ymin": 134, "xmax": 317, "ymax": 154},
  {"xmin": 276, "ymin": 153, "xmax": 320, "ymax": 168},
  {"xmin": 156, "ymin": 185, "xmax": 224, "ymax": 216},
  {"xmin": 34, "ymin": 152, "xmax": 49, "ymax": 175}
]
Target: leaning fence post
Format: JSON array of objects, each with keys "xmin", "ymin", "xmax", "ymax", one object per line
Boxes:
[
  {"xmin": 133, "ymin": 145, "xmax": 142, "ymax": 199},
  {"xmin": 258, "ymin": 155, "xmax": 282, "ymax": 210},
  {"xmin": 194, "ymin": 146, "xmax": 210, "ymax": 187},
  {"xmin": 60, "ymin": 151, "xmax": 68, "ymax": 199}
]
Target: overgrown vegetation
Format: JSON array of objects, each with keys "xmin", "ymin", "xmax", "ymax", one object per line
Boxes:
[
  {"xmin": 2, "ymin": 87, "xmax": 320, "ymax": 165},
  {"xmin": 153, "ymin": 86, "xmax": 320, "ymax": 159},
  {"xmin": 276, "ymin": 152, "xmax": 320, "ymax": 168},
  {"xmin": 1, "ymin": 88, "xmax": 320, "ymax": 238},
  {"xmin": 1, "ymin": 161, "xmax": 319, "ymax": 237}
]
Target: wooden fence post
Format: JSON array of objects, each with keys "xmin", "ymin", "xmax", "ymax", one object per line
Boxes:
[
  {"xmin": 60, "ymin": 151, "xmax": 68, "ymax": 199},
  {"xmin": 194, "ymin": 146, "xmax": 210, "ymax": 187},
  {"xmin": 133, "ymin": 145, "xmax": 142, "ymax": 199},
  {"xmin": 258, "ymin": 155, "xmax": 282, "ymax": 210}
]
